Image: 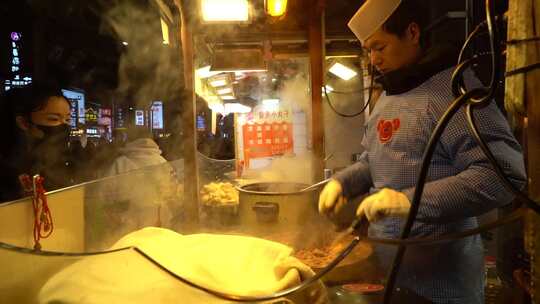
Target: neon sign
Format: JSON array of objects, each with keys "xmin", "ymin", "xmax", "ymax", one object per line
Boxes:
[{"xmin": 4, "ymin": 32, "xmax": 32, "ymax": 92}]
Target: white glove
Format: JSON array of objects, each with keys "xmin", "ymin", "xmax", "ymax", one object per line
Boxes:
[
  {"xmin": 356, "ymin": 188, "xmax": 411, "ymax": 222},
  {"xmin": 318, "ymin": 180, "xmax": 347, "ymax": 215}
]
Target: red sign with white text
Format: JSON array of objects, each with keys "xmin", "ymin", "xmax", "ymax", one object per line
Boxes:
[{"xmin": 242, "ymin": 122, "xmax": 293, "ymax": 162}]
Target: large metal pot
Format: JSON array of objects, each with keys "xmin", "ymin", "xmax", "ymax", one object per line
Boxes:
[
  {"xmin": 237, "ymin": 182, "xmax": 319, "ymax": 234},
  {"xmin": 237, "ymin": 182, "xmax": 378, "ymax": 285}
]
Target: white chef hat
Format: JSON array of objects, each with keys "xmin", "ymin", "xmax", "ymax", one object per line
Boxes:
[{"xmin": 348, "ymin": 0, "xmax": 402, "ymax": 44}]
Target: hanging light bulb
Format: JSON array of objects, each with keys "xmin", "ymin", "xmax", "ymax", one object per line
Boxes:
[{"xmin": 266, "ymin": 0, "xmax": 288, "ymax": 17}]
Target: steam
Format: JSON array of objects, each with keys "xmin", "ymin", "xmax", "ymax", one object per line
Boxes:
[
  {"xmin": 254, "ymin": 60, "xmax": 315, "ymax": 186},
  {"xmin": 103, "ymin": 1, "xmax": 181, "ymax": 115},
  {"xmin": 258, "ymin": 152, "xmax": 313, "ymax": 186},
  {"xmin": 85, "ymin": 160, "xmax": 183, "ymax": 251},
  {"xmin": 279, "ymin": 69, "xmax": 311, "ymax": 115},
  {"xmin": 79, "ymin": 2, "xmax": 186, "ymax": 250}
]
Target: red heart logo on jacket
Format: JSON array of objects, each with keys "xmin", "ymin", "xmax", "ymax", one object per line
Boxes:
[{"xmin": 377, "ymin": 118, "xmax": 400, "ymax": 143}]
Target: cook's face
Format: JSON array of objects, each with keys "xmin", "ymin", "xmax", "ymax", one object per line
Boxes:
[
  {"xmin": 30, "ymin": 96, "xmax": 71, "ymax": 127},
  {"xmin": 363, "ymin": 24, "xmax": 421, "ymax": 74}
]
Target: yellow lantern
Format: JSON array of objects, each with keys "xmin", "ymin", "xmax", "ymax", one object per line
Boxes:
[{"xmin": 266, "ymin": 0, "xmax": 288, "ymax": 17}]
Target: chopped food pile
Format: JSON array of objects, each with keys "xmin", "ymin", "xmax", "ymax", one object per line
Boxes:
[
  {"xmin": 294, "ymin": 242, "xmax": 348, "ymax": 269},
  {"xmin": 200, "ymin": 182, "xmax": 239, "ymax": 206}
]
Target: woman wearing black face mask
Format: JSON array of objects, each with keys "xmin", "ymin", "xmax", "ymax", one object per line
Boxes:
[{"xmin": 0, "ymin": 84, "xmax": 72, "ymax": 203}]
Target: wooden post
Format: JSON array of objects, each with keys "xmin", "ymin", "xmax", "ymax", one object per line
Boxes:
[
  {"xmin": 175, "ymin": 0, "xmax": 199, "ymax": 225},
  {"xmin": 527, "ymin": 3, "xmax": 540, "ymax": 301},
  {"xmin": 308, "ymin": 0, "xmax": 326, "ymax": 182},
  {"xmin": 507, "ymin": 0, "xmax": 540, "ymax": 301}
]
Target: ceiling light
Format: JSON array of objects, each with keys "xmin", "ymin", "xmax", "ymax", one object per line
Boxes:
[
  {"xmin": 201, "ymin": 0, "xmax": 250, "ymax": 22},
  {"xmin": 196, "ymin": 66, "xmax": 222, "ymax": 79},
  {"xmin": 217, "ymin": 87, "xmax": 233, "ymax": 95},
  {"xmin": 210, "ymin": 79, "xmax": 228, "ymax": 87},
  {"xmin": 266, "ymin": 0, "xmax": 288, "ymax": 17},
  {"xmin": 235, "ymin": 72, "xmax": 246, "ymax": 79},
  {"xmin": 326, "ymin": 55, "xmax": 359, "ymax": 59},
  {"xmin": 160, "ymin": 18, "xmax": 170, "ymax": 45},
  {"xmin": 122, "ymin": 41, "xmax": 129, "ymax": 46},
  {"xmin": 213, "ymin": 69, "xmax": 267, "ymax": 73},
  {"xmin": 262, "ymin": 99, "xmax": 280, "ymax": 111},
  {"xmin": 322, "ymin": 85, "xmax": 334, "ymax": 96},
  {"xmin": 262, "ymin": 99, "xmax": 280, "ymax": 107},
  {"xmin": 209, "ymin": 103, "xmax": 225, "ymax": 113},
  {"xmin": 329, "ymin": 62, "xmax": 358, "ymax": 81},
  {"xmin": 224, "ymin": 103, "xmax": 251, "ymax": 114}
]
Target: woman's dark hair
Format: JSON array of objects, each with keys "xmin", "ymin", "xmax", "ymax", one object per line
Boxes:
[
  {"xmin": 0, "ymin": 84, "xmax": 69, "ymax": 155},
  {"xmin": 382, "ymin": 0, "xmax": 429, "ymax": 45},
  {"xmin": 4, "ymin": 84, "xmax": 68, "ymax": 116}
]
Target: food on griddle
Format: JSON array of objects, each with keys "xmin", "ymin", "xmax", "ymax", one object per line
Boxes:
[
  {"xmin": 294, "ymin": 242, "xmax": 348, "ymax": 269},
  {"xmin": 200, "ymin": 182, "xmax": 239, "ymax": 206},
  {"xmin": 342, "ymin": 283, "xmax": 384, "ymax": 293}
]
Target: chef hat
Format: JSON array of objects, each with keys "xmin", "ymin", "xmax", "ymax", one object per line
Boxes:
[{"xmin": 348, "ymin": 0, "xmax": 402, "ymax": 44}]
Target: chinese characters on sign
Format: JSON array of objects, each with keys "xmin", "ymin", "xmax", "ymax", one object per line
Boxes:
[
  {"xmin": 69, "ymin": 101, "xmax": 78, "ymax": 128},
  {"xmin": 245, "ymin": 110, "xmax": 291, "ymax": 122},
  {"xmin": 242, "ymin": 107, "xmax": 294, "ymax": 163},
  {"xmin": 4, "ymin": 32, "xmax": 32, "ymax": 92},
  {"xmin": 151, "ymin": 101, "xmax": 164, "ymax": 129},
  {"xmin": 62, "ymin": 89, "xmax": 86, "ymax": 126},
  {"xmin": 98, "ymin": 108, "xmax": 112, "ymax": 126},
  {"xmin": 237, "ymin": 104, "xmax": 295, "ymax": 166},
  {"xmin": 116, "ymin": 108, "xmax": 125, "ymax": 128},
  {"xmin": 242, "ymin": 122, "xmax": 293, "ymax": 161},
  {"xmin": 85, "ymin": 108, "xmax": 98, "ymax": 122},
  {"xmin": 135, "ymin": 110, "xmax": 145, "ymax": 126}
]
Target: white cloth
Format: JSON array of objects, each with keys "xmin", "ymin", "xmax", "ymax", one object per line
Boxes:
[{"xmin": 38, "ymin": 227, "xmax": 328, "ymax": 304}]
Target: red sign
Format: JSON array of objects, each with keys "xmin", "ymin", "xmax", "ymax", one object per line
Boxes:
[{"xmin": 242, "ymin": 122, "xmax": 293, "ymax": 163}]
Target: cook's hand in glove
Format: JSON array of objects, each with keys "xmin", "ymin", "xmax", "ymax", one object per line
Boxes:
[
  {"xmin": 356, "ymin": 188, "xmax": 411, "ymax": 222},
  {"xmin": 318, "ymin": 180, "xmax": 347, "ymax": 215}
]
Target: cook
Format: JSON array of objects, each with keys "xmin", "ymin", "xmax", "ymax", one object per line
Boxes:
[{"xmin": 318, "ymin": 0, "xmax": 526, "ymax": 303}]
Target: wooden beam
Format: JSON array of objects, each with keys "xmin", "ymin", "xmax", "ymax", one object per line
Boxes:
[
  {"xmin": 508, "ymin": 0, "xmax": 540, "ymax": 300},
  {"xmin": 175, "ymin": 0, "xmax": 199, "ymax": 225},
  {"xmin": 308, "ymin": 0, "xmax": 326, "ymax": 182},
  {"xmin": 527, "ymin": 1, "xmax": 540, "ymax": 301}
]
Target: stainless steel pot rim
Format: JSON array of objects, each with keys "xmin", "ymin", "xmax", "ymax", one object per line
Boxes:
[{"xmin": 236, "ymin": 182, "xmax": 318, "ymax": 195}]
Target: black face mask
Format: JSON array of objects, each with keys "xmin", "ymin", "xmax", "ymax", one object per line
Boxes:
[
  {"xmin": 30, "ymin": 123, "xmax": 70, "ymax": 155},
  {"xmin": 29, "ymin": 124, "xmax": 71, "ymax": 186},
  {"xmin": 34, "ymin": 124, "xmax": 70, "ymax": 141}
]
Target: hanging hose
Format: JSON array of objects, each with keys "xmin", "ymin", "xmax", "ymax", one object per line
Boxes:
[{"xmin": 324, "ymin": 64, "xmax": 375, "ymax": 118}]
